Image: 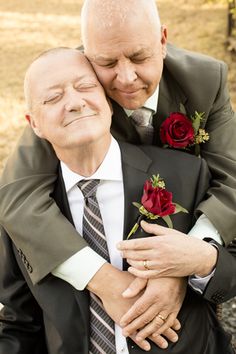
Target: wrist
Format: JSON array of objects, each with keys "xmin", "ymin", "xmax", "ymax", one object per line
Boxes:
[
  {"xmin": 195, "ymin": 243, "xmax": 218, "ymax": 277},
  {"xmin": 87, "ymin": 263, "xmax": 123, "ymax": 298}
]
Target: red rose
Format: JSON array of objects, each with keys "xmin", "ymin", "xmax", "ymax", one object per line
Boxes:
[
  {"xmin": 160, "ymin": 112, "xmax": 195, "ymax": 148},
  {"xmin": 141, "ymin": 180, "xmax": 176, "ymax": 217}
]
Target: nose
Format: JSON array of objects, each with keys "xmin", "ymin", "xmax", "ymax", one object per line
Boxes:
[
  {"xmin": 115, "ymin": 60, "xmax": 137, "ymax": 86},
  {"xmin": 65, "ymin": 89, "xmax": 85, "ymax": 112}
]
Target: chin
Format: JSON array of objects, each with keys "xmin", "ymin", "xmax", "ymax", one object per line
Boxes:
[{"xmin": 117, "ymin": 97, "xmax": 147, "ymax": 110}]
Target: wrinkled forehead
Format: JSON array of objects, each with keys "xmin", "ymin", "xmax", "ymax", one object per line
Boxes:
[
  {"xmin": 32, "ymin": 51, "xmax": 92, "ymax": 79},
  {"xmin": 28, "ymin": 51, "xmax": 98, "ymax": 92}
]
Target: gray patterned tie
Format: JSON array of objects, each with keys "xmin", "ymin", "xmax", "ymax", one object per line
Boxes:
[
  {"xmin": 77, "ymin": 179, "xmax": 116, "ymax": 354},
  {"xmin": 131, "ymin": 107, "xmax": 154, "ymax": 144}
]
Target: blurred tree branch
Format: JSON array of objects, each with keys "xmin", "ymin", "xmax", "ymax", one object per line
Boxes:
[
  {"xmin": 227, "ymin": 0, "xmax": 236, "ymax": 52},
  {"xmin": 205, "ymin": 0, "xmax": 236, "ymax": 52}
]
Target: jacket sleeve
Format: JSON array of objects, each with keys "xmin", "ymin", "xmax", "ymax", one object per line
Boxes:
[
  {"xmin": 0, "ymin": 127, "xmax": 88, "ymax": 284},
  {"xmin": 195, "ymin": 61, "xmax": 236, "ymax": 245},
  {"xmin": 203, "ymin": 239, "xmax": 236, "ymax": 304},
  {"xmin": 0, "ymin": 227, "xmax": 48, "ymax": 354}
]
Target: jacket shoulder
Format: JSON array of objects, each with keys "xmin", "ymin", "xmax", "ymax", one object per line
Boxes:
[{"xmin": 165, "ymin": 44, "xmax": 227, "ymax": 88}]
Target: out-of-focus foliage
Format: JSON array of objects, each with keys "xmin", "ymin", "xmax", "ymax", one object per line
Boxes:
[{"xmin": 205, "ymin": 0, "xmax": 236, "ymax": 51}]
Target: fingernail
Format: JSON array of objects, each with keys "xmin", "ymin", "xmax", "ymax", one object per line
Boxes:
[
  {"xmin": 117, "ymin": 242, "xmax": 122, "ymax": 250},
  {"xmin": 122, "ymin": 288, "xmax": 132, "ymax": 297},
  {"xmin": 144, "ymin": 344, "xmax": 151, "ymax": 351},
  {"xmin": 172, "ymin": 335, "xmax": 178, "ymax": 342},
  {"xmin": 161, "ymin": 342, "xmax": 168, "ymax": 349}
]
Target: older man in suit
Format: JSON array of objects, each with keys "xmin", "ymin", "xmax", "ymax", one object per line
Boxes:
[
  {"xmin": 0, "ymin": 0, "xmax": 236, "ymax": 347},
  {"xmin": 0, "ymin": 47, "xmax": 235, "ymax": 354}
]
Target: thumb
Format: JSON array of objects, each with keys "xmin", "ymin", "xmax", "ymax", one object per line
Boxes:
[
  {"xmin": 140, "ymin": 220, "xmax": 165, "ymax": 235},
  {"xmin": 122, "ymin": 277, "xmax": 147, "ymax": 298}
]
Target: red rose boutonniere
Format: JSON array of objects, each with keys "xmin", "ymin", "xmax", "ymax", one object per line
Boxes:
[
  {"xmin": 160, "ymin": 107, "xmax": 209, "ymax": 156},
  {"xmin": 127, "ymin": 174, "xmax": 188, "ymax": 239}
]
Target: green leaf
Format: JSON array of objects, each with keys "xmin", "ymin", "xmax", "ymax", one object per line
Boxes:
[
  {"xmin": 192, "ymin": 116, "xmax": 201, "ymax": 134},
  {"xmin": 179, "ymin": 103, "xmax": 187, "ymax": 115},
  {"xmin": 173, "ymin": 203, "xmax": 188, "ymax": 214},
  {"xmin": 132, "ymin": 202, "xmax": 142, "ymax": 209},
  {"xmin": 162, "ymin": 215, "xmax": 173, "ymax": 228}
]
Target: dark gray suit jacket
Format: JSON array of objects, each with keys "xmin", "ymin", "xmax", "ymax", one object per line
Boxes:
[
  {"xmin": 0, "ymin": 44, "xmax": 236, "ymax": 285},
  {"xmin": 0, "ymin": 143, "xmax": 235, "ymax": 354}
]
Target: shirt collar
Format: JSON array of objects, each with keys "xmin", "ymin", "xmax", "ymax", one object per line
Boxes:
[
  {"xmin": 61, "ymin": 137, "xmax": 123, "ymax": 193},
  {"xmin": 124, "ymin": 85, "xmax": 159, "ymax": 117}
]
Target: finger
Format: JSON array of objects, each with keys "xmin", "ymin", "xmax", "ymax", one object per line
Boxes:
[
  {"xmin": 120, "ymin": 249, "xmax": 156, "ymax": 261},
  {"xmin": 129, "ymin": 333, "xmax": 151, "ymax": 352},
  {"xmin": 140, "ymin": 220, "xmax": 179, "ymax": 236},
  {"xmin": 122, "ymin": 304, "xmax": 158, "ymax": 336},
  {"xmin": 117, "ymin": 236, "xmax": 157, "ymax": 251},
  {"xmin": 149, "ymin": 334, "xmax": 168, "ymax": 350},
  {"xmin": 127, "ymin": 259, "xmax": 158, "ymax": 270},
  {"xmin": 153, "ymin": 327, "xmax": 178, "ymax": 343},
  {"xmin": 135, "ymin": 312, "xmax": 169, "ymax": 341},
  {"xmin": 153, "ymin": 313, "xmax": 178, "ymax": 336},
  {"xmin": 122, "ymin": 277, "xmax": 147, "ymax": 298},
  {"xmin": 120, "ymin": 293, "xmax": 153, "ymax": 327},
  {"xmin": 128, "ymin": 266, "xmax": 160, "ymax": 279},
  {"xmin": 172, "ymin": 318, "xmax": 181, "ymax": 331}
]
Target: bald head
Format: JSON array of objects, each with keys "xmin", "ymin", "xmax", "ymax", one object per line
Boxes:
[{"xmin": 81, "ymin": 0, "xmax": 161, "ymax": 44}]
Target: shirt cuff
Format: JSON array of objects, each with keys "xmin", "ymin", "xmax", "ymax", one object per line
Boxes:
[
  {"xmin": 52, "ymin": 246, "xmax": 107, "ymax": 290},
  {"xmin": 188, "ymin": 269, "xmax": 216, "ymax": 294},
  {"xmin": 188, "ymin": 241, "xmax": 218, "ymax": 293},
  {"xmin": 188, "ymin": 214, "xmax": 223, "ymax": 245}
]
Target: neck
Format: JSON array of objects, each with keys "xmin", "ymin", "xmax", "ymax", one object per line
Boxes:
[{"xmin": 55, "ymin": 135, "xmax": 112, "ymax": 177}]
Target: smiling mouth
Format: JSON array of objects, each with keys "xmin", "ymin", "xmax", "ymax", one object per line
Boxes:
[
  {"xmin": 115, "ymin": 87, "xmax": 147, "ymax": 96},
  {"xmin": 118, "ymin": 89, "xmax": 141, "ymax": 94},
  {"xmin": 64, "ymin": 113, "xmax": 96, "ymax": 127}
]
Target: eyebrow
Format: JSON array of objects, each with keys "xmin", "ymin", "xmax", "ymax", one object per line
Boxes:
[{"xmin": 91, "ymin": 48, "xmax": 150, "ymax": 62}]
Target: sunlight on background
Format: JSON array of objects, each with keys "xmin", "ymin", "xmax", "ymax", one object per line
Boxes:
[{"xmin": 0, "ymin": 0, "xmax": 235, "ymax": 172}]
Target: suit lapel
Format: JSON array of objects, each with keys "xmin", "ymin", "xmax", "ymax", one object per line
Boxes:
[
  {"xmin": 153, "ymin": 60, "xmax": 188, "ymax": 145},
  {"xmin": 119, "ymin": 142, "xmax": 152, "ymax": 238},
  {"xmin": 52, "ymin": 167, "xmax": 74, "ymax": 224},
  {"xmin": 118, "ymin": 142, "xmax": 153, "ymax": 270}
]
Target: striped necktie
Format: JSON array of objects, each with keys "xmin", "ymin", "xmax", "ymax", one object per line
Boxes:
[
  {"xmin": 77, "ymin": 179, "xmax": 116, "ymax": 354},
  {"xmin": 131, "ymin": 107, "xmax": 154, "ymax": 144}
]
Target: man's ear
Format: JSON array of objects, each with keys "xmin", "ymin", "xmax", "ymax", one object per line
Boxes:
[
  {"xmin": 160, "ymin": 25, "xmax": 168, "ymax": 59},
  {"xmin": 25, "ymin": 113, "xmax": 44, "ymax": 138}
]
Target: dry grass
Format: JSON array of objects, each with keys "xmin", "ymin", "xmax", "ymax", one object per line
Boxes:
[{"xmin": 0, "ymin": 0, "xmax": 235, "ymax": 173}]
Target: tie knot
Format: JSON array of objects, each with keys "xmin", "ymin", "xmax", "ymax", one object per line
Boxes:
[
  {"xmin": 77, "ymin": 179, "xmax": 100, "ymax": 198},
  {"xmin": 131, "ymin": 107, "xmax": 152, "ymax": 127}
]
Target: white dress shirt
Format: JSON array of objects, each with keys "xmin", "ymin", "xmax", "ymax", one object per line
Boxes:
[{"xmin": 54, "ymin": 138, "xmax": 128, "ymax": 354}]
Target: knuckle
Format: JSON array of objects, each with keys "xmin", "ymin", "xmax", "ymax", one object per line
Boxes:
[{"xmin": 153, "ymin": 317, "xmax": 162, "ymax": 326}]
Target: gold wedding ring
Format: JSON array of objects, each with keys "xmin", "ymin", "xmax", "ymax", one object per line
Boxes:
[
  {"xmin": 143, "ymin": 260, "xmax": 149, "ymax": 270},
  {"xmin": 157, "ymin": 314, "xmax": 167, "ymax": 322}
]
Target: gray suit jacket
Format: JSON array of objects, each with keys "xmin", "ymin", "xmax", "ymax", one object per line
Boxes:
[
  {"xmin": 0, "ymin": 44, "xmax": 236, "ymax": 284},
  {"xmin": 0, "ymin": 143, "xmax": 235, "ymax": 354}
]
